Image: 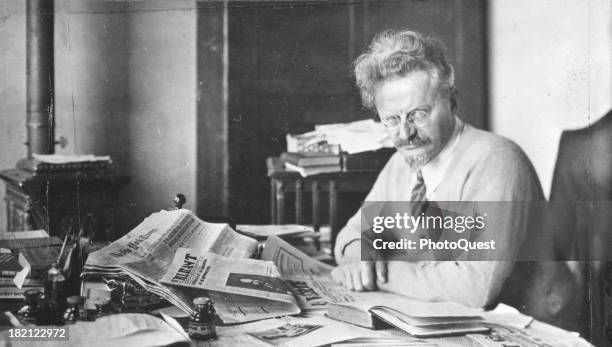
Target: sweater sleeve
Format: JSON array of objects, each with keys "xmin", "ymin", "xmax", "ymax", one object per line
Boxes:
[{"xmin": 334, "ymin": 154, "xmax": 401, "ymax": 264}]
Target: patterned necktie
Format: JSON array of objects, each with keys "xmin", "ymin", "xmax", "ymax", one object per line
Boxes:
[
  {"xmin": 411, "ymin": 170, "xmax": 430, "ymax": 242},
  {"xmin": 411, "ymin": 170, "xmax": 428, "ymax": 208}
]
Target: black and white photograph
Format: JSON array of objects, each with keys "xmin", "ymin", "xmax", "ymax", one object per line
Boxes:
[{"xmin": 0, "ymin": 0, "xmax": 610, "ymax": 346}]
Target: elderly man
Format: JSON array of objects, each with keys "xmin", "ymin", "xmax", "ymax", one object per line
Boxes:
[{"xmin": 331, "ymin": 30, "xmax": 544, "ymax": 308}]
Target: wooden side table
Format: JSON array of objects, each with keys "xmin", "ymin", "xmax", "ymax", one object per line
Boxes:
[{"xmin": 267, "ymin": 157, "xmax": 380, "ymax": 253}]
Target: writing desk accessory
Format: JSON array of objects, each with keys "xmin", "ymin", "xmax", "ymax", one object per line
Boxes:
[{"xmin": 174, "ymin": 194, "xmax": 187, "ymax": 210}]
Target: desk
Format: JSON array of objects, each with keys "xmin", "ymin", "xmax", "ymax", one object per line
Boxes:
[
  {"xmin": 0, "ymin": 311, "xmax": 593, "ymax": 347},
  {"xmin": 267, "ymin": 157, "xmax": 379, "ymax": 251}
]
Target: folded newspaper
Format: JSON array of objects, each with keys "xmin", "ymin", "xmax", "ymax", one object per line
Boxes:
[{"xmin": 83, "ymin": 209, "xmax": 259, "ymax": 315}]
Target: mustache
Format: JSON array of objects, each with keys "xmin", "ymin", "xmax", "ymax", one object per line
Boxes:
[{"xmin": 393, "ymin": 136, "xmax": 431, "ymax": 148}]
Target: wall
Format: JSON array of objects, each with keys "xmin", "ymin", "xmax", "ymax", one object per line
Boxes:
[
  {"xmin": 490, "ymin": 0, "xmax": 612, "ymax": 196},
  {"xmin": 0, "ymin": 0, "xmax": 27, "ymax": 232},
  {"xmin": 0, "ymin": 0, "xmax": 197, "ymax": 233},
  {"xmin": 123, "ymin": 1, "xmax": 197, "ymax": 227}
]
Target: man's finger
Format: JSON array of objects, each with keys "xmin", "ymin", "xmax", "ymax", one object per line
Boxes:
[
  {"xmin": 375, "ymin": 260, "xmax": 387, "ymax": 283},
  {"xmin": 352, "ymin": 266, "xmax": 364, "ymax": 291},
  {"xmin": 331, "ymin": 267, "xmax": 342, "ymax": 284},
  {"xmin": 344, "ymin": 270, "xmax": 354, "ymax": 291},
  {"xmin": 360, "ymin": 262, "xmax": 376, "ymax": 291}
]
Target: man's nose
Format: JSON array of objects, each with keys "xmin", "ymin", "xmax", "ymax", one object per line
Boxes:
[{"xmin": 398, "ymin": 118, "xmax": 417, "ymax": 140}]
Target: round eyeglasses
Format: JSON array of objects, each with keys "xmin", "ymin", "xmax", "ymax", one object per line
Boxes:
[{"xmin": 380, "ymin": 108, "xmax": 430, "ymax": 128}]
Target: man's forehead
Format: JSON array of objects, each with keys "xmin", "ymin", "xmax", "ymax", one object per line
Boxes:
[{"xmin": 373, "ymin": 71, "xmax": 438, "ymax": 109}]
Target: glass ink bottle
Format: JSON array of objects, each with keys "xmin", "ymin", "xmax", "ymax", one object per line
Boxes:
[
  {"xmin": 16, "ymin": 289, "xmax": 41, "ymax": 325},
  {"xmin": 188, "ymin": 297, "xmax": 216, "ymax": 340},
  {"xmin": 45, "ymin": 263, "xmax": 67, "ymax": 324}
]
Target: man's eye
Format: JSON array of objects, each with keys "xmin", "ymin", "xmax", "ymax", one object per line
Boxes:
[
  {"xmin": 411, "ymin": 109, "xmax": 429, "ymax": 120},
  {"xmin": 384, "ymin": 116, "xmax": 401, "ymax": 126}
]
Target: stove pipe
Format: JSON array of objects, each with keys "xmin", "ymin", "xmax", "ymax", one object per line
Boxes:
[{"xmin": 26, "ymin": 0, "xmax": 55, "ymax": 158}]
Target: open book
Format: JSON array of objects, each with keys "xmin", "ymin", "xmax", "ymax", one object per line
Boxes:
[{"xmin": 327, "ymin": 292, "xmax": 489, "ymax": 338}]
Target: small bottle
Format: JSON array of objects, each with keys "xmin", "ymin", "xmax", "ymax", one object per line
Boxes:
[
  {"xmin": 188, "ymin": 297, "xmax": 216, "ymax": 340},
  {"xmin": 45, "ymin": 263, "xmax": 67, "ymax": 324},
  {"xmin": 63, "ymin": 295, "xmax": 85, "ymax": 324},
  {"xmin": 94, "ymin": 298, "xmax": 111, "ymax": 319},
  {"xmin": 16, "ymin": 289, "xmax": 41, "ymax": 325}
]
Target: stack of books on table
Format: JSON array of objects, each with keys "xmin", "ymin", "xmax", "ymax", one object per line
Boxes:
[
  {"xmin": 280, "ymin": 152, "xmax": 342, "ymax": 177},
  {"xmin": 0, "ymin": 230, "xmax": 63, "ymax": 299},
  {"xmin": 0, "ymin": 251, "xmax": 44, "ymax": 300},
  {"xmin": 284, "ymin": 120, "xmax": 396, "ymax": 176}
]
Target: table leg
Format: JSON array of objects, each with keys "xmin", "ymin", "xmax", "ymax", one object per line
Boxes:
[
  {"xmin": 329, "ymin": 179, "xmax": 338, "ymax": 253},
  {"xmin": 270, "ymin": 179, "xmax": 277, "ymax": 224},
  {"xmin": 276, "ymin": 180, "xmax": 285, "ymax": 224},
  {"xmin": 312, "ymin": 181, "xmax": 320, "ymax": 231},
  {"xmin": 295, "ymin": 180, "xmax": 303, "ymax": 224}
]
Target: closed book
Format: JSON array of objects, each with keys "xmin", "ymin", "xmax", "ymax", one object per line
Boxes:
[
  {"xmin": 0, "ymin": 286, "xmax": 44, "ymax": 300},
  {"xmin": 327, "ymin": 292, "xmax": 488, "ymax": 338},
  {"xmin": 0, "ymin": 277, "xmax": 44, "ymax": 287},
  {"xmin": 281, "ymin": 152, "xmax": 341, "ymax": 167},
  {"xmin": 0, "ymin": 236, "xmax": 62, "ymax": 250},
  {"xmin": 18, "ymin": 246, "xmax": 65, "ymax": 271},
  {"xmin": 0, "ymin": 252, "xmax": 22, "ymax": 277},
  {"xmin": 284, "ymin": 162, "xmax": 341, "ymax": 177},
  {"xmin": 17, "ymin": 158, "xmax": 109, "ymax": 173},
  {"xmin": 341, "ymin": 148, "xmax": 395, "ymax": 172}
]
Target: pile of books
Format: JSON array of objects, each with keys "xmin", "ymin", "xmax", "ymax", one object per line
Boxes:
[
  {"xmin": 0, "ymin": 230, "xmax": 61, "ymax": 299},
  {"xmin": 282, "ymin": 120, "xmax": 395, "ymax": 177},
  {"xmin": 280, "ymin": 152, "xmax": 342, "ymax": 177},
  {"xmin": 0, "ymin": 251, "xmax": 44, "ymax": 300}
]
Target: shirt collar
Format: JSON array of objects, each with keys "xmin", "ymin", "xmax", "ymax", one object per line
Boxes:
[{"xmin": 420, "ymin": 116, "xmax": 464, "ymax": 197}]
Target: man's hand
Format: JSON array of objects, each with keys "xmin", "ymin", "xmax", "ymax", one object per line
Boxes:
[{"xmin": 331, "ymin": 261, "xmax": 387, "ymax": 291}]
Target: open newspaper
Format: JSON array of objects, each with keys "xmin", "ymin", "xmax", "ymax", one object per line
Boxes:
[{"xmin": 83, "ymin": 209, "xmax": 259, "ymax": 315}]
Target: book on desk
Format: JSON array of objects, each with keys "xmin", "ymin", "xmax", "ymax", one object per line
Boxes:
[{"xmin": 326, "ymin": 291, "xmax": 489, "ymax": 338}]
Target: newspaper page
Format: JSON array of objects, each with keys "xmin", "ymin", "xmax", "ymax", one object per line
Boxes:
[
  {"xmin": 467, "ymin": 322, "xmax": 592, "ymax": 347},
  {"xmin": 236, "ymin": 224, "xmax": 315, "ymax": 239},
  {"xmin": 0, "ymin": 313, "xmax": 189, "ymax": 347},
  {"xmin": 204, "ymin": 314, "xmax": 433, "ymax": 347},
  {"xmin": 84, "ymin": 209, "xmax": 259, "ymax": 314},
  {"xmin": 261, "ymin": 235, "xmax": 356, "ymax": 310},
  {"xmin": 87, "ymin": 209, "xmax": 258, "ymax": 269},
  {"xmin": 160, "ymin": 248, "xmax": 300, "ymax": 320},
  {"xmin": 209, "ymin": 291, "xmax": 301, "ymax": 324}
]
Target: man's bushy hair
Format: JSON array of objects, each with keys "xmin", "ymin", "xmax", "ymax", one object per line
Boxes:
[{"xmin": 354, "ymin": 30, "xmax": 456, "ymax": 110}]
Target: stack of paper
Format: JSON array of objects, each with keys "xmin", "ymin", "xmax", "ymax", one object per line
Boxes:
[
  {"xmin": 32, "ymin": 154, "xmax": 111, "ymax": 164},
  {"xmin": 287, "ymin": 119, "xmax": 393, "ymax": 155},
  {"xmin": 316, "ymin": 119, "xmax": 393, "ymax": 154}
]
